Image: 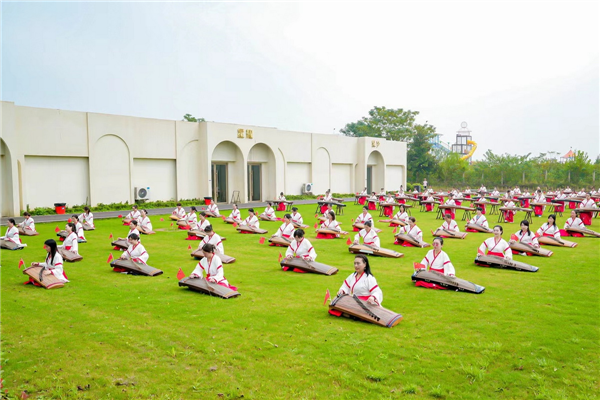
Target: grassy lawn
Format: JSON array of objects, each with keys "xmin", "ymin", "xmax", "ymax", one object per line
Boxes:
[{"xmin": 1, "ymin": 202, "xmax": 598, "ymax": 399}]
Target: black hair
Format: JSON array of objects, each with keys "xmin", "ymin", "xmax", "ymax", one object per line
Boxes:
[
  {"xmin": 328, "ymin": 210, "xmax": 336, "ymax": 221},
  {"xmin": 8, "ymin": 218, "xmax": 15, "ymax": 225},
  {"xmin": 249, "ymin": 208, "xmax": 255, "ymax": 214},
  {"xmin": 200, "ymin": 211, "xmax": 206, "ymax": 217},
  {"xmin": 204, "ymin": 225, "xmax": 213, "ymax": 233},
  {"xmin": 132, "ymin": 205, "xmax": 138, "ymax": 209},
  {"xmin": 520, "ymin": 220, "xmax": 531, "ymax": 236},
  {"xmin": 362, "ymin": 206, "xmax": 368, "ymax": 211},
  {"xmin": 129, "ymin": 233, "xmax": 140, "ymax": 241},
  {"xmin": 399, "ymin": 205, "xmax": 406, "ymax": 212},
  {"xmin": 130, "ymin": 220, "xmax": 138, "ymax": 226},
  {"xmin": 292, "ymin": 207, "xmax": 298, "ymax": 212},
  {"xmin": 364, "ymin": 220, "xmax": 372, "ymax": 227},
  {"xmin": 284, "ymin": 214, "xmax": 292, "ymax": 220},
  {"xmin": 293, "ymin": 229, "xmax": 305, "ymax": 238},
  {"xmin": 267, "ymin": 202, "xmax": 273, "ymax": 206},
  {"xmin": 433, "ymin": 237, "xmax": 444, "ymax": 245},
  {"xmin": 409, "ymin": 216, "xmax": 416, "ymax": 223},
  {"xmin": 66, "ymin": 222, "xmax": 77, "ymax": 232},
  {"xmin": 444, "ymin": 213, "xmax": 452, "ymax": 219},
  {"xmin": 354, "ymin": 254, "xmax": 373, "ymax": 276},
  {"xmin": 476, "ymin": 207, "xmax": 483, "ymax": 212},
  {"xmin": 23, "ymin": 212, "xmax": 31, "ymax": 217},
  {"xmin": 191, "ymin": 206, "xmax": 197, "ymax": 212},
  {"xmin": 202, "ymin": 243, "xmax": 215, "ymax": 253},
  {"xmin": 44, "ymin": 239, "xmax": 58, "ymax": 265},
  {"xmin": 84, "ymin": 206, "xmax": 90, "ymax": 212},
  {"xmin": 547, "ymin": 214, "xmax": 556, "ymax": 227},
  {"xmin": 177, "ymin": 202, "xmax": 182, "ymax": 206},
  {"xmin": 493, "ymin": 225, "xmax": 503, "ymax": 234},
  {"xmin": 71, "ymin": 215, "xmax": 79, "ymax": 221}
]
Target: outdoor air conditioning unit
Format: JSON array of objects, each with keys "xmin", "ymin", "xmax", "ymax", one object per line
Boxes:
[
  {"xmin": 135, "ymin": 186, "xmax": 151, "ymax": 201},
  {"xmin": 302, "ymin": 183, "xmax": 313, "ymax": 194}
]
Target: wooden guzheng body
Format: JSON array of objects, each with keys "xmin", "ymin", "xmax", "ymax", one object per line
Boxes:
[
  {"xmin": 22, "ymin": 265, "xmax": 64, "ymax": 289},
  {"xmin": 538, "ymin": 236, "xmax": 578, "ymax": 248},
  {"xmin": 18, "ymin": 228, "xmax": 39, "ymax": 236},
  {"xmin": 178, "ymin": 277, "xmax": 240, "ymax": 298},
  {"xmin": 259, "ymin": 215, "xmax": 277, "ymax": 222},
  {"xmin": 111, "ymin": 239, "xmax": 129, "ymax": 250},
  {"xmin": 465, "ymin": 223, "xmax": 493, "ymax": 233},
  {"xmin": 292, "ymin": 222, "xmax": 310, "ymax": 229},
  {"xmin": 223, "ymin": 217, "xmax": 241, "ymax": 225},
  {"xmin": 236, "ymin": 225, "xmax": 268, "ymax": 234},
  {"xmin": 351, "ymin": 223, "xmax": 382, "ymax": 233},
  {"xmin": 1, "ymin": 240, "xmax": 21, "ymax": 250},
  {"xmin": 378, "ymin": 219, "xmax": 407, "ymax": 226},
  {"xmin": 187, "ymin": 230, "xmax": 207, "ymax": 238},
  {"xmin": 575, "ymin": 207, "xmax": 598, "ymax": 214},
  {"xmin": 279, "ymin": 257, "xmax": 338, "ymax": 275},
  {"xmin": 58, "ymin": 248, "xmax": 83, "ymax": 262},
  {"xmin": 394, "ymin": 233, "xmax": 431, "ymax": 248},
  {"xmin": 82, "ymin": 223, "xmax": 95, "ymax": 231},
  {"xmin": 432, "ymin": 229, "xmax": 468, "ymax": 239},
  {"xmin": 565, "ymin": 226, "xmax": 600, "ymax": 238},
  {"xmin": 204, "ymin": 211, "xmax": 219, "ymax": 218},
  {"xmin": 169, "ymin": 215, "xmax": 181, "ymax": 221},
  {"xmin": 56, "ymin": 230, "xmax": 68, "ymax": 239},
  {"xmin": 348, "ymin": 244, "xmax": 403, "ymax": 258},
  {"xmin": 474, "ymin": 255, "xmax": 538, "ymax": 272},
  {"xmin": 499, "ymin": 207, "xmax": 532, "ymax": 213},
  {"xmin": 316, "ymin": 228, "xmax": 348, "ymax": 236},
  {"xmin": 439, "ymin": 205, "xmax": 475, "ymax": 212},
  {"xmin": 411, "ymin": 270, "xmax": 485, "ymax": 294},
  {"xmin": 190, "ymin": 249, "xmax": 236, "ymax": 264},
  {"xmin": 509, "ymin": 242, "xmax": 553, "ymax": 257},
  {"xmin": 110, "ymin": 259, "xmax": 163, "ymax": 276},
  {"xmin": 329, "ymin": 294, "xmax": 402, "ymax": 328},
  {"xmin": 268, "ymin": 236, "xmax": 292, "ymax": 247}
]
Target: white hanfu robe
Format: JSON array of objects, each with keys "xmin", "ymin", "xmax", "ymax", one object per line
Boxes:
[
  {"xmin": 393, "ymin": 211, "xmax": 409, "ymax": 223},
  {"xmin": 274, "ymin": 222, "xmax": 295, "ymax": 238},
  {"xmin": 478, "ymin": 237, "xmax": 512, "ymax": 259},
  {"xmin": 19, "ymin": 217, "xmax": 36, "ymax": 233},
  {"xmin": 420, "ymin": 250, "xmax": 455, "ymax": 276},
  {"xmin": 439, "ymin": 220, "xmax": 460, "ymax": 232},
  {"xmin": 75, "ymin": 222, "xmax": 86, "ymax": 241},
  {"xmin": 354, "ymin": 229, "xmax": 380, "ymax": 249},
  {"xmin": 320, "ymin": 219, "xmax": 341, "ymax": 236},
  {"xmin": 355, "ymin": 212, "xmax": 373, "ymax": 224},
  {"xmin": 61, "ymin": 232, "xmax": 79, "ymax": 254},
  {"xmin": 197, "ymin": 218, "xmax": 210, "ymax": 232},
  {"xmin": 536, "ymin": 223, "xmax": 560, "ymax": 239},
  {"xmin": 186, "ymin": 213, "xmax": 198, "ymax": 229},
  {"xmin": 139, "ymin": 216, "xmax": 153, "ymax": 232},
  {"xmin": 126, "ymin": 210, "xmax": 141, "ymax": 220},
  {"xmin": 127, "ymin": 227, "xmax": 141, "ymax": 240},
  {"xmin": 338, "ymin": 272, "xmax": 383, "ymax": 306},
  {"xmin": 514, "ymin": 230, "xmax": 539, "ymax": 247},
  {"xmin": 401, "ymin": 225, "xmax": 423, "ymax": 242},
  {"xmin": 242, "ymin": 215, "xmax": 260, "ymax": 229},
  {"xmin": 199, "ymin": 233, "xmax": 224, "ymax": 254},
  {"xmin": 122, "ymin": 243, "xmax": 149, "ymax": 264},
  {"xmin": 190, "ymin": 254, "xmax": 230, "ymax": 286},
  {"xmin": 229, "ymin": 209, "xmax": 241, "ymax": 221},
  {"xmin": 207, "ymin": 203, "xmax": 220, "ymax": 217},
  {"xmin": 39, "ymin": 252, "xmax": 68, "ymax": 282},
  {"xmin": 564, "ymin": 217, "xmax": 585, "ymax": 230},
  {"xmin": 79, "ymin": 212, "xmax": 95, "ymax": 228},
  {"xmin": 2, "ymin": 226, "xmax": 23, "ymax": 246},
  {"xmin": 291, "ymin": 212, "xmax": 304, "ymax": 225},
  {"xmin": 285, "ymin": 237, "xmax": 317, "ymax": 260},
  {"xmin": 173, "ymin": 207, "xmax": 187, "ymax": 219},
  {"xmin": 469, "ymin": 214, "xmax": 489, "ymax": 229},
  {"xmin": 262, "ymin": 207, "xmax": 276, "ymax": 219}
]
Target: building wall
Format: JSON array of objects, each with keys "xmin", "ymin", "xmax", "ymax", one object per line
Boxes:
[{"xmin": 0, "ymin": 101, "xmax": 407, "ymax": 215}]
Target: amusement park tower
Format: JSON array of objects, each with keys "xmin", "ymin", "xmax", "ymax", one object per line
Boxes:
[{"xmin": 451, "ymin": 122, "xmax": 477, "ymax": 162}]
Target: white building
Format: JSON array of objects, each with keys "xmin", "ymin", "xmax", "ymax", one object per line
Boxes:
[{"xmin": 0, "ymin": 101, "xmax": 407, "ymax": 216}]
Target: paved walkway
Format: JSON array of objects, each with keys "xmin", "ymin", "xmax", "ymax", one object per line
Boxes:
[{"xmin": 1, "ymin": 198, "xmax": 355, "ymax": 225}]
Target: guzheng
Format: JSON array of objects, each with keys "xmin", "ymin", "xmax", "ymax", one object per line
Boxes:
[
  {"xmin": 421, "ymin": 200, "xmax": 441, "ymax": 205},
  {"xmin": 259, "ymin": 215, "xmax": 278, "ymax": 222},
  {"xmin": 329, "ymin": 294, "xmax": 402, "ymax": 328},
  {"xmin": 204, "ymin": 211, "xmax": 219, "ymax": 218},
  {"xmin": 190, "ymin": 249, "xmax": 236, "ymax": 264},
  {"xmin": 292, "ymin": 222, "xmax": 310, "ymax": 229},
  {"xmin": 575, "ymin": 207, "xmax": 598, "ymax": 213},
  {"xmin": 110, "ymin": 259, "xmax": 164, "ymax": 276},
  {"xmin": 223, "ymin": 217, "xmax": 240, "ymax": 225},
  {"xmin": 1, "ymin": 240, "xmax": 22, "ymax": 250},
  {"xmin": 499, "ymin": 207, "xmax": 533, "ymax": 213},
  {"xmin": 111, "ymin": 239, "xmax": 129, "ymax": 250},
  {"xmin": 530, "ymin": 202, "xmax": 553, "ymax": 207},
  {"xmin": 351, "ymin": 223, "xmax": 382, "ymax": 233},
  {"xmin": 178, "ymin": 277, "xmax": 241, "ymax": 299},
  {"xmin": 565, "ymin": 226, "xmax": 600, "ymax": 238},
  {"xmin": 18, "ymin": 228, "xmax": 39, "ymax": 236},
  {"xmin": 280, "ymin": 257, "xmax": 338, "ymax": 275},
  {"xmin": 22, "ymin": 265, "xmax": 65, "ymax": 289},
  {"xmin": 82, "ymin": 223, "xmax": 95, "ymax": 231},
  {"xmin": 236, "ymin": 225, "xmax": 268, "ymax": 234},
  {"xmin": 268, "ymin": 236, "xmax": 292, "ymax": 247},
  {"xmin": 315, "ymin": 228, "xmax": 348, "ymax": 236},
  {"xmin": 432, "ymin": 229, "xmax": 468, "ymax": 239},
  {"xmin": 474, "ymin": 255, "xmax": 539, "ymax": 272},
  {"xmin": 378, "ymin": 219, "xmax": 407, "ymax": 226},
  {"xmin": 169, "ymin": 215, "xmax": 181, "ymax": 221},
  {"xmin": 394, "ymin": 233, "xmax": 431, "ymax": 248},
  {"xmin": 439, "ymin": 205, "xmax": 475, "ymax": 212},
  {"xmin": 509, "ymin": 242, "xmax": 553, "ymax": 257},
  {"xmin": 348, "ymin": 244, "xmax": 403, "ymax": 258},
  {"xmin": 411, "ymin": 270, "xmax": 485, "ymax": 294},
  {"xmin": 56, "ymin": 230, "xmax": 68, "ymax": 239},
  {"xmin": 379, "ymin": 202, "xmax": 398, "ymax": 207},
  {"xmin": 57, "ymin": 248, "xmax": 83, "ymax": 262},
  {"xmin": 537, "ymin": 236, "xmax": 578, "ymax": 248},
  {"xmin": 187, "ymin": 230, "xmax": 207, "ymax": 239},
  {"xmin": 465, "ymin": 223, "xmax": 493, "ymax": 233}
]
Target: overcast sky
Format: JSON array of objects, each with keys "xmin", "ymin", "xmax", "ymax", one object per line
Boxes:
[{"xmin": 3, "ymin": 1, "xmax": 598, "ymax": 160}]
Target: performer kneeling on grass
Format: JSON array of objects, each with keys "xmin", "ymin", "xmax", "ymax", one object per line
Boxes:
[
  {"xmin": 391, "ymin": 205, "xmax": 409, "ymax": 226},
  {"xmin": 510, "ymin": 220, "xmax": 539, "ymax": 255},
  {"xmin": 199, "ymin": 225, "xmax": 224, "ymax": 254},
  {"xmin": 277, "ymin": 192, "xmax": 287, "ymax": 211},
  {"xmin": 26, "ymin": 239, "xmax": 68, "ymax": 286},
  {"xmin": 290, "ymin": 207, "xmax": 304, "ymax": 226},
  {"xmin": 353, "ymin": 221, "xmax": 380, "ymax": 249},
  {"xmin": 179, "ymin": 206, "xmax": 198, "ymax": 230},
  {"xmin": 18, "ymin": 212, "xmax": 37, "ymax": 235},
  {"xmin": 414, "ymin": 237, "xmax": 455, "ymax": 290},
  {"xmin": 561, "ymin": 210, "xmax": 585, "ymax": 237},
  {"xmin": 1, "ymin": 219, "xmax": 26, "ymax": 249},
  {"xmin": 477, "ymin": 225, "xmax": 512, "ymax": 259},
  {"xmin": 190, "ymin": 244, "xmax": 237, "ymax": 290},
  {"xmin": 395, "ymin": 217, "xmax": 423, "ymax": 246},
  {"xmin": 59, "ymin": 223, "xmax": 79, "ymax": 255},
  {"xmin": 271, "ymin": 214, "xmax": 295, "ymax": 244},
  {"xmin": 317, "ymin": 210, "xmax": 342, "ymax": 239},
  {"xmin": 79, "ymin": 206, "xmax": 95, "ymax": 229},
  {"xmin": 114, "ymin": 234, "xmax": 148, "ymax": 272},
  {"xmin": 137, "ymin": 209, "xmax": 154, "ymax": 234},
  {"xmin": 171, "ymin": 203, "xmax": 187, "ymax": 221},
  {"xmin": 260, "ymin": 202, "xmax": 277, "ymax": 220},
  {"xmin": 241, "ymin": 209, "xmax": 260, "ymax": 229},
  {"xmin": 206, "ymin": 201, "xmax": 220, "ymax": 217},
  {"xmin": 71, "ymin": 215, "xmax": 86, "ymax": 242},
  {"xmin": 330, "ymin": 254, "xmax": 383, "ymax": 317},
  {"xmin": 123, "ymin": 205, "xmax": 140, "ymax": 225},
  {"xmin": 355, "ymin": 206, "xmax": 373, "ymax": 231},
  {"xmin": 438, "ymin": 213, "xmax": 460, "ymax": 233},
  {"xmin": 466, "ymin": 207, "xmax": 488, "ymax": 232},
  {"xmin": 284, "ymin": 229, "xmax": 317, "ymax": 269},
  {"xmin": 536, "ymin": 214, "xmax": 561, "ymax": 240},
  {"xmin": 228, "ymin": 204, "xmax": 242, "ymax": 223}
]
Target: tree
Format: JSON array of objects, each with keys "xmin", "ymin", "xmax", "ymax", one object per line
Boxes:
[
  {"xmin": 340, "ymin": 106, "xmax": 418, "ymax": 141},
  {"xmin": 183, "ymin": 114, "xmax": 205, "ymax": 122},
  {"xmin": 407, "ymin": 124, "xmax": 438, "ymax": 182}
]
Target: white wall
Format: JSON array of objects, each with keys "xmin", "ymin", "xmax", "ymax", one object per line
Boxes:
[
  {"xmin": 386, "ymin": 165, "xmax": 405, "ymax": 191},
  {"xmin": 331, "ymin": 164, "xmax": 352, "ymax": 193},
  {"xmin": 312, "ymin": 147, "xmax": 330, "ymax": 194},
  {"xmin": 91, "ymin": 135, "xmax": 130, "ymax": 205},
  {"xmin": 286, "ymin": 162, "xmax": 311, "ymax": 195},
  {"xmin": 24, "ymin": 156, "xmax": 89, "ymax": 208},
  {"xmin": 132, "ymin": 159, "xmax": 177, "ymax": 201}
]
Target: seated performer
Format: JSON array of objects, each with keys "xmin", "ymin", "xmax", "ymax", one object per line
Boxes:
[
  {"xmin": 561, "ymin": 210, "xmax": 585, "ymax": 237},
  {"xmin": 414, "ymin": 237, "xmax": 455, "ymax": 289},
  {"xmin": 240, "ymin": 209, "xmax": 260, "ymax": 230},
  {"xmin": 577, "ymin": 188, "xmax": 586, "ymax": 197},
  {"xmin": 466, "ymin": 208, "xmax": 489, "ymax": 232},
  {"xmin": 179, "ymin": 207, "xmax": 198, "ymax": 230},
  {"xmin": 71, "ymin": 215, "xmax": 86, "ymax": 242},
  {"xmin": 137, "ymin": 209, "xmax": 154, "ymax": 234},
  {"xmin": 227, "ymin": 204, "xmax": 242, "ymax": 224},
  {"xmin": 17, "ymin": 212, "xmax": 37, "ymax": 235},
  {"xmin": 284, "ymin": 229, "xmax": 317, "ymax": 269},
  {"xmin": 290, "ymin": 207, "xmax": 305, "ymax": 227},
  {"xmin": 206, "ymin": 201, "xmax": 220, "ymax": 217},
  {"xmin": 59, "ymin": 223, "xmax": 79, "ymax": 255},
  {"xmin": 324, "ymin": 189, "xmax": 333, "ymax": 202},
  {"xmin": 536, "ymin": 214, "xmax": 561, "ymax": 239},
  {"xmin": 479, "ymin": 185, "xmax": 487, "ymax": 193},
  {"xmin": 443, "ymin": 193, "xmax": 457, "ymax": 218},
  {"xmin": 553, "ymin": 190, "xmax": 567, "ymax": 213},
  {"xmin": 395, "ymin": 216, "xmax": 423, "ymax": 247},
  {"xmin": 437, "ymin": 213, "xmax": 460, "ymax": 232},
  {"xmin": 332, "ymin": 254, "xmax": 383, "ymax": 310},
  {"xmin": 378, "ymin": 188, "xmax": 386, "ymax": 202},
  {"xmin": 123, "ymin": 205, "xmax": 140, "ymax": 225},
  {"xmin": 353, "ymin": 221, "xmax": 380, "ymax": 249},
  {"xmin": 127, "ymin": 220, "xmax": 142, "ymax": 239},
  {"xmin": 1, "ymin": 219, "xmax": 25, "ymax": 249},
  {"xmin": 533, "ymin": 189, "xmax": 546, "ymax": 217},
  {"xmin": 115, "ymin": 234, "xmax": 148, "ymax": 271},
  {"xmin": 382, "ymin": 194, "xmax": 396, "ymax": 217},
  {"xmin": 509, "ymin": 220, "xmax": 539, "ymax": 254},
  {"xmin": 171, "ymin": 203, "xmax": 187, "ymax": 221},
  {"xmin": 367, "ymin": 192, "xmax": 378, "ymax": 211},
  {"xmin": 79, "ymin": 206, "xmax": 95, "ymax": 229},
  {"xmin": 198, "ymin": 225, "xmax": 225, "ymax": 254},
  {"xmin": 579, "ymin": 193, "xmax": 598, "ymax": 225},
  {"xmin": 26, "ymin": 239, "xmax": 68, "ymax": 286},
  {"xmin": 189, "ymin": 243, "xmax": 237, "ymax": 290},
  {"xmin": 424, "ymin": 193, "xmax": 436, "ymax": 212},
  {"xmin": 260, "ymin": 202, "xmax": 277, "ymax": 220},
  {"xmin": 503, "ymin": 197, "xmax": 517, "ymax": 223},
  {"xmin": 271, "ymin": 214, "xmax": 295, "ymax": 244},
  {"xmin": 389, "ymin": 204, "xmax": 409, "ymax": 226},
  {"xmin": 277, "ymin": 192, "xmax": 287, "ymax": 211},
  {"xmin": 397, "ymin": 185, "xmax": 405, "ymax": 196},
  {"xmin": 358, "ymin": 187, "xmax": 368, "ymax": 205},
  {"xmin": 491, "ymin": 187, "xmax": 500, "ymax": 197},
  {"xmin": 317, "ymin": 210, "xmax": 342, "ymax": 239},
  {"xmin": 354, "ymin": 207, "xmax": 374, "ymax": 231},
  {"xmin": 477, "ymin": 225, "xmax": 512, "ymax": 259}
]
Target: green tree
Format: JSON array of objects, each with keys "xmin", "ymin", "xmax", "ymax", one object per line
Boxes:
[
  {"xmin": 436, "ymin": 152, "xmax": 469, "ymax": 186},
  {"xmin": 340, "ymin": 106, "xmax": 418, "ymax": 141},
  {"xmin": 407, "ymin": 124, "xmax": 438, "ymax": 182},
  {"xmin": 183, "ymin": 114, "xmax": 205, "ymax": 122}
]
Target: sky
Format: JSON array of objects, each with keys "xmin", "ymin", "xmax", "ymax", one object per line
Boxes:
[{"xmin": 2, "ymin": 1, "xmax": 599, "ymax": 160}]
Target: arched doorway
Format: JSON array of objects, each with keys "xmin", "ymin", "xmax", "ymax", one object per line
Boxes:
[
  {"xmin": 0, "ymin": 139, "xmax": 15, "ymax": 215},
  {"xmin": 247, "ymin": 143, "xmax": 276, "ymax": 202},
  {"xmin": 367, "ymin": 151, "xmax": 385, "ymax": 193},
  {"xmin": 211, "ymin": 141, "xmax": 244, "ymax": 203}
]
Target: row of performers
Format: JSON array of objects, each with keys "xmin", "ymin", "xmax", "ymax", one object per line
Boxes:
[
  {"xmin": 1, "ymin": 216, "xmax": 88, "ymax": 251},
  {"xmin": 1, "ymin": 207, "xmax": 94, "ymax": 239}
]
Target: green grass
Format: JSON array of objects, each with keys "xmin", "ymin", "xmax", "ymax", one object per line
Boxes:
[{"xmin": 1, "ymin": 203, "xmax": 599, "ymax": 399}]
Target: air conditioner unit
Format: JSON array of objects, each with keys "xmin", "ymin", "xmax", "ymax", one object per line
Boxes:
[
  {"xmin": 302, "ymin": 183, "xmax": 313, "ymax": 194},
  {"xmin": 135, "ymin": 186, "xmax": 151, "ymax": 201}
]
